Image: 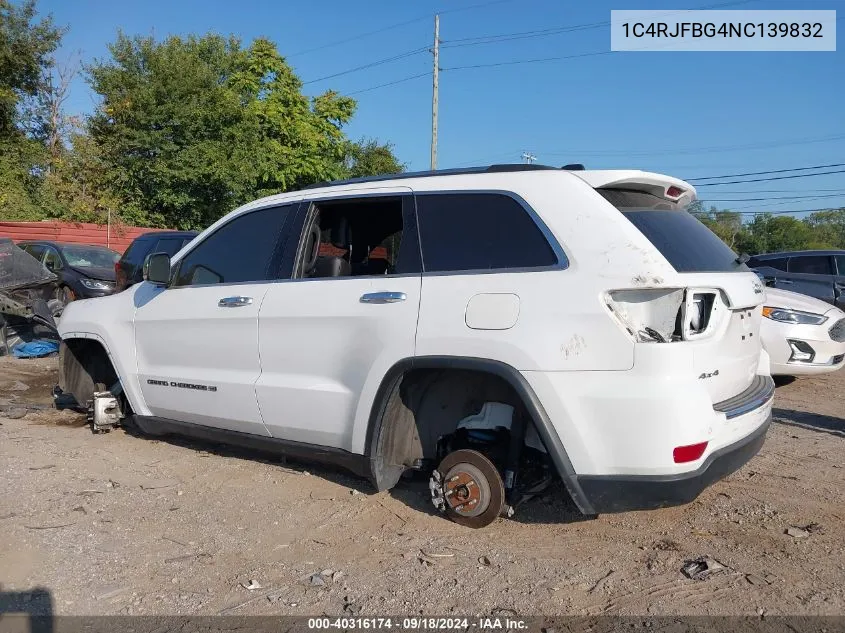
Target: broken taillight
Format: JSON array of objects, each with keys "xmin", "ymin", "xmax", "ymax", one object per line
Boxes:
[{"xmin": 606, "ymin": 288, "xmax": 721, "ymax": 343}]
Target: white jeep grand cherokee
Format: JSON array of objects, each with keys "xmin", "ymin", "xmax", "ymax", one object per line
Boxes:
[{"xmin": 57, "ymin": 164, "xmax": 774, "ymax": 528}]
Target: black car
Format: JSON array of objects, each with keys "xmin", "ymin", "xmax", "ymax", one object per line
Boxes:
[
  {"xmin": 115, "ymin": 231, "xmax": 198, "ymax": 291},
  {"xmin": 17, "ymin": 241, "xmax": 121, "ymax": 302},
  {"xmin": 748, "ymin": 250, "xmax": 845, "ymax": 310}
]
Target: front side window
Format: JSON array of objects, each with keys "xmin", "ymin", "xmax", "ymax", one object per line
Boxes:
[
  {"xmin": 43, "ymin": 247, "xmax": 63, "ymax": 270},
  {"xmin": 835, "ymin": 255, "xmax": 845, "ymax": 276},
  {"xmin": 788, "ymin": 255, "xmax": 832, "ymax": 276},
  {"xmin": 297, "ymin": 195, "xmax": 419, "ymax": 279},
  {"xmin": 415, "ymin": 193, "xmax": 558, "ymax": 273},
  {"xmin": 173, "ymin": 204, "xmax": 294, "ymax": 287}
]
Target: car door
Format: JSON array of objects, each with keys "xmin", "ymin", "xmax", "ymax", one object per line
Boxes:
[
  {"xmin": 133, "ymin": 201, "xmax": 299, "ymax": 436},
  {"xmin": 255, "ymin": 189, "xmax": 422, "ymax": 451},
  {"xmin": 783, "ymin": 255, "xmax": 836, "ymax": 305}
]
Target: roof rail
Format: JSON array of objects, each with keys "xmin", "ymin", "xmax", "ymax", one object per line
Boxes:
[{"xmin": 302, "ymin": 163, "xmax": 559, "ymax": 190}]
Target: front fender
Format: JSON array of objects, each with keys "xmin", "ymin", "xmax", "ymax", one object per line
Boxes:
[{"xmin": 58, "ymin": 289, "xmax": 149, "ymax": 415}]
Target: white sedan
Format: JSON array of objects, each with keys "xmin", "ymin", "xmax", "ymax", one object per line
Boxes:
[{"xmin": 761, "ymin": 287, "xmax": 845, "ymax": 376}]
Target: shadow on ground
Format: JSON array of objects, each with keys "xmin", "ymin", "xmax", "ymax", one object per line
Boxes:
[
  {"xmin": 121, "ymin": 424, "xmax": 590, "ymax": 526},
  {"xmin": 774, "ymin": 408, "xmax": 845, "ymax": 437}
]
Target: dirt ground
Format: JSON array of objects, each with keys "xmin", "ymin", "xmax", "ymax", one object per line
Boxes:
[{"xmin": 1, "ymin": 355, "xmax": 843, "ymax": 617}]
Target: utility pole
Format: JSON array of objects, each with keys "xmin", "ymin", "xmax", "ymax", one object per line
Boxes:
[
  {"xmin": 430, "ymin": 14, "xmax": 440, "ymax": 170},
  {"xmin": 521, "ymin": 152, "xmax": 537, "ymax": 164}
]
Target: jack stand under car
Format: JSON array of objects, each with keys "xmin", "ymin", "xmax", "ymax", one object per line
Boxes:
[{"xmin": 87, "ymin": 384, "xmax": 123, "ymax": 433}]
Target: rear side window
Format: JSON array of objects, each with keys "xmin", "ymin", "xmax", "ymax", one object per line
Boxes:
[
  {"xmin": 415, "ymin": 193, "xmax": 558, "ymax": 272},
  {"xmin": 836, "ymin": 255, "xmax": 845, "ymax": 276},
  {"xmin": 788, "ymin": 255, "xmax": 832, "ymax": 275},
  {"xmin": 121, "ymin": 238, "xmax": 151, "ymax": 265},
  {"xmin": 750, "ymin": 257, "xmax": 787, "ymax": 271},
  {"xmin": 153, "ymin": 237, "xmax": 188, "ymax": 257},
  {"xmin": 600, "ymin": 189, "xmax": 743, "ymax": 273},
  {"xmin": 173, "ymin": 205, "xmax": 294, "ymax": 287},
  {"xmin": 24, "ymin": 244, "xmax": 45, "ymax": 261}
]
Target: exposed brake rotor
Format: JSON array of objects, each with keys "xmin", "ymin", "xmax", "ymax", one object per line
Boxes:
[{"xmin": 430, "ymin": 449, "xmax": 505, "ymax": 529}]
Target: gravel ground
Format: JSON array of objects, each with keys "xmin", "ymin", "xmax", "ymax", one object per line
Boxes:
[{"xmin": 1, "ymin": 356, "xmax": 843, "ymax": 616}]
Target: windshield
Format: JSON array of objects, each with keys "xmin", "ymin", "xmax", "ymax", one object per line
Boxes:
[
  {"xmin": 599, "ymin": 188, "xmax": 746, "ymax": 273},
  {"xmin": 62, "ymin": 245, "xmax": 121, "ymax": 268}
]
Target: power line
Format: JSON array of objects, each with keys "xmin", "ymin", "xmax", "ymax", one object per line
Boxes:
[
  {"xmin": 302, "ymin": 46, "xmax": 428, "ymax": 85},
  {"xmin": 288, "ymin": 17, "xmax": 430, "ymax": 58},
  {"xmin": 694, "ymin": 169, "xmax": 845, "ymax": 187},
  {"xmin": 695, "ymin": 205, "xmax": 845, "ymax": 216},
  {"xmin": 444, "ymin": 48, "xmax": 614, "ymax": 71},
  {"xmin": 702, "ymin": 193, "xmax": 845, "ymax": 202},
  {"xmin": 345, "ymin": 71, "xmax": 431, "ymax": 96},
  {"xmin": 288, "ymin": 0, "xmax": 515, "ymax": 58},
  {"xmin": 440, "ymin": 0, "xmax": 757, "ymax": 48},
  {"xmin": 688, "ymin": 162, "xmax": 845, "ymax": 182},
  {"xmin": 699, "ymin": 188, "xmax": 845, "ymax": 194},
  {"xmin": 533, "ymin": 133, "xmax": 845, "ymax": 158}
]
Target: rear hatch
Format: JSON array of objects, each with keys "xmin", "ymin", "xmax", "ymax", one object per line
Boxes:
[{"xmin": 582, "ymin": 172, "xmax": 764, "ymax": 404}]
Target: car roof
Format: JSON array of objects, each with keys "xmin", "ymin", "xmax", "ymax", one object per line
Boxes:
[
  {"xmin": 135, "ymin": 230, "xmax": 198, "ymax": 240},
  {"xmin": 19, "ymin": 240, "xmax": 113, "ymax": 249},
  {"xmin": 752, "ymin": 250, "xmax": 845, "ymax": 259}
]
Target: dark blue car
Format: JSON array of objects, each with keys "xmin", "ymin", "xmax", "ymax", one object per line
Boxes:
[
  {"xmin": 748, "ymin": 250, "xmax": 845, "ymax": 310},
  {"xmin": 17, "ymin": 240, "xmax": 121, "ymax": 303}
]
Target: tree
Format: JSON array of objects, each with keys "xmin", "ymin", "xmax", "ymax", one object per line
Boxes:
[
  {"xmin": 86, "ymin": 33, "xmax": 374, "ymax": 229},
  {"xmin": 0, "ymin": 0, "xmax": 61, "ymax": 138},
  {"xmin": 344, "ymin": 138, "xmax": 404, "ymax": 179}
]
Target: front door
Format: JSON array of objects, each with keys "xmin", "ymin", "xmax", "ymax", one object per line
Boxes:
[
  {"xmin": 255, "ymin": 191, "xmax": 422, "ymax": 451},
  {"xmin": 134, "ymin": 202, "xmax": 299, "ymax": 435}
]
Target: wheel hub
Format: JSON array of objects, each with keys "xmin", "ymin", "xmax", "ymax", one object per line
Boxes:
[{"xmin": 430, "ymin": 449, "xmax": 504, "ymax": 528}]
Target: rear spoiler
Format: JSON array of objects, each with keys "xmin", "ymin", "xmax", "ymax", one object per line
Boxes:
[{"xmin": 571, "ymin": 170, "xmax": 697, "ymax": 205}]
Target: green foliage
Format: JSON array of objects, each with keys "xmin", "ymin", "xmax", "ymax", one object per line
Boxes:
[
  {"xmin": 344, "ymin": 138, "xmax": 405, "ymax": 179},
  {"xmin": 1, "ymin": 5, "xmax": 405, "ymax": 229},
  {"xmin": 0, "ymin": 0, "xmax": 62, "ymax": 137},
  {"xmin": 695, "ymin": 206, "xmax": 845, "ymax": 255},
  {"xmin": 86, "ymin": 33, "xmax": 395, "ymax": 230}
]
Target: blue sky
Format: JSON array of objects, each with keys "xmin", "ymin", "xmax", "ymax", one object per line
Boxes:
[{"xmin": 36, "ymin": 0, "xmax": 844, "ymax": 215}]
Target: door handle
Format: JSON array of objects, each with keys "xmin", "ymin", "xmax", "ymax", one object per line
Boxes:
[
  {"xmin": 777, "ymin": 279, "xmax": 792, "ymax": 285},
  {"xmin": 218, "ymin": 296, "xmax": 253, "ymax": 307},
  {"xmin": 360, "ymin": 291, "xmax": 406, "ymax": 304}
]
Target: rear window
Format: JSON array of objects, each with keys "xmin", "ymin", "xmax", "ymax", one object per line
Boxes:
[{"xmin": 599, "ymin": 188, "xmax": 744, "ymax": 273}]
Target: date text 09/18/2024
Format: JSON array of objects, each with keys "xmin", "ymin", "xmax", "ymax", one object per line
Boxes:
[{"xmin": 307, "ymin": 617, "xmax": 527, "ymax": 630}]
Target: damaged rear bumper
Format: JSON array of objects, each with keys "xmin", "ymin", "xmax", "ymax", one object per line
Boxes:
[{"xmin": 575, "ymin": 412, "xmax": 771, "ymax": 513}]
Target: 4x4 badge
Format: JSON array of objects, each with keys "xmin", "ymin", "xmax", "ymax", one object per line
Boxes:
[
  {"xmin": 752, "ymin": 281, "xmax": 763, "ymax": 294},
  {"xmin": 698, "ymin": 370, "xmax": 720, "ymax": 379}
]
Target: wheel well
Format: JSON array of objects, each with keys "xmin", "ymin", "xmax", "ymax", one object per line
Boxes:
[
  {"xmin": 367, "ymin": 366, "xmax": 535, "ymax": 491},
  {"xmin": 59, "ymin": 338, "xmax": 120, "ymax": 407}
]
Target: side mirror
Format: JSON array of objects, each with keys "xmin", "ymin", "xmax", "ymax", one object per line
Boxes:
[
  {"xmin": 144, "ymin": 252, "xmax": 171, "ymax": 285},
  {"xmin": 45, "ymin": 260, "xmax": 55, "ymax": 271}
]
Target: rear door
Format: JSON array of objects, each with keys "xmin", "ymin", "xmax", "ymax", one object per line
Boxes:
[
  {"xmin": 784, "ymin": 255, "xmax": 836, "ymax": 305},
  {"xmin": 255, "ymin": 190, "xmax": 422, "ymax": 451},
  {"xmin": 134, "ymin": 202, "xmax": 299, "ymax": 435}
]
